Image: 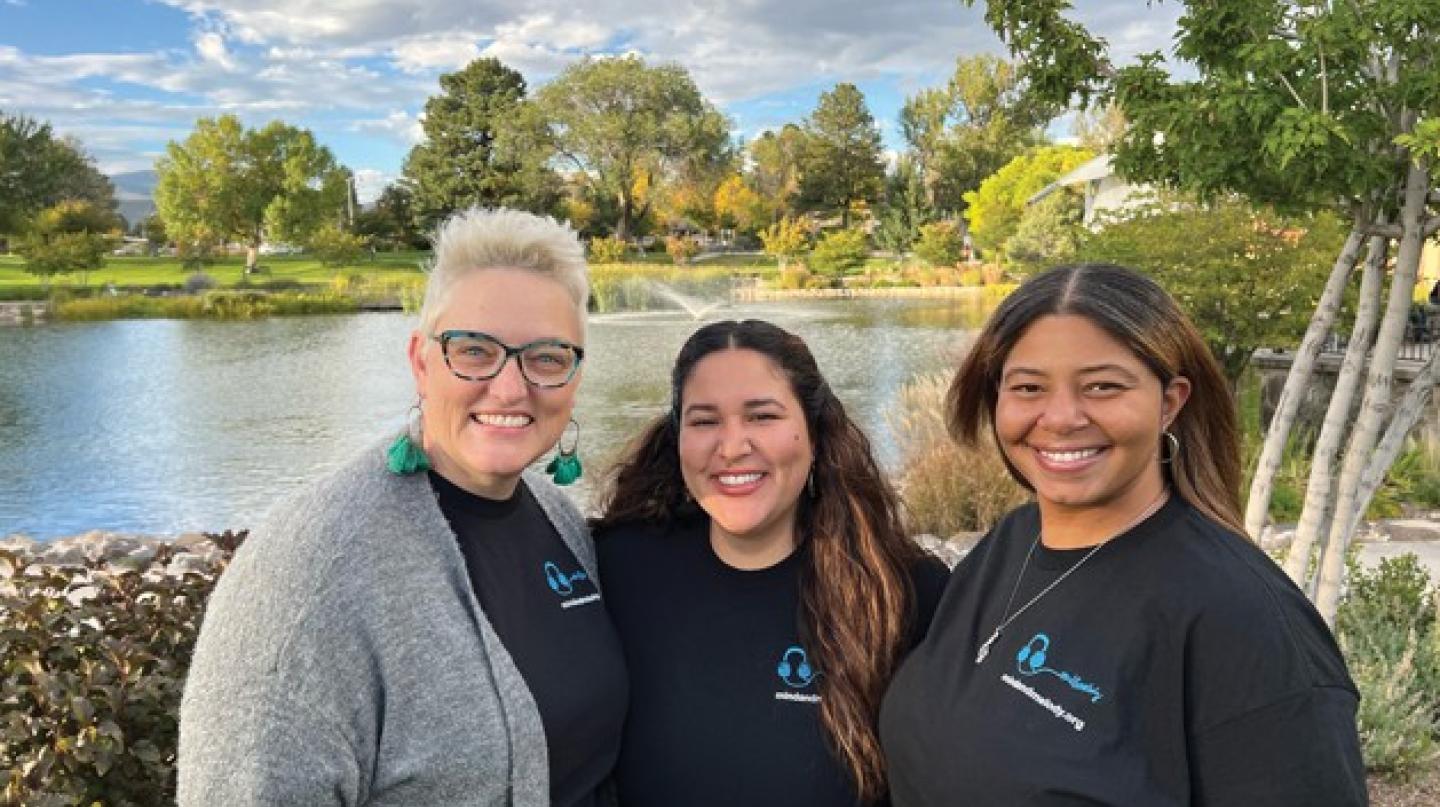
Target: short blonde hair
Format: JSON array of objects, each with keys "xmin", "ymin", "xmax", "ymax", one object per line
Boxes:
[{"xmin": 417, "ymin": 207, "xmax": 589, "ymax": 338}]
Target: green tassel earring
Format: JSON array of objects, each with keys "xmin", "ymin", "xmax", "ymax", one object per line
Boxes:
[
  {"xmin": 546, "ymin": 418, "xmax": 583, "ymax": 485},
  {"xmin": 387, "ymin": 399, "xmax": 430, "ymax": 475},
  {"xmin": 387, "ymin": 432, "xmax": 431, "ymax": 474}
]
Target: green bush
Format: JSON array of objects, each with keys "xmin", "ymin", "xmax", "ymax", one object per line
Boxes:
[
  {"xmin": 808, "ymin": 229, "xmax": 868, "ymax": 279},
  {"xmin": 775, "ymin": 265, "xmax": 823, "ymax": 290},
  {"xmin": 0, "ymin": 285, "xmax": 57, "ymax": 301},
  {"xmin": 588, "ymin": 236, "xmax": 627, "ymax": 264},
  {"xmin": 759, "ymin": 217, "xmax": 810, "ymax": 268},
  {"xmin": 306, "ymin": 225, "xmax": 369, "ymax": 267},
  {"xmin": 1337, "ymin": 554, "xmax": 1440, "ymax": 779},
  {"xmin": 913, "ymin": 221, "xmax": 965, "ymax": 268},
  {"xmin": 1006, "ymin": 191, "xmax": 1083, "ymax": 275},
  {"xmin": 16, "ymin": 232, "xmax": 109, "ymax": 281},
  {"xmin": 0, "ymin": 539, "xmax": 240, "ymax": 805}
]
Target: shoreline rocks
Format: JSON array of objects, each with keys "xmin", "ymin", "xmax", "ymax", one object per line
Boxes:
[{"xmin": 0, "ymin": 529, "xmax": 244, "ymax": 578}]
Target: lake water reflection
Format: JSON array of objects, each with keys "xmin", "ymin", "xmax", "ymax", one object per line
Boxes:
[{"xmin": 0, "ymin": 297, "xmax": 992, "ymax": 539}]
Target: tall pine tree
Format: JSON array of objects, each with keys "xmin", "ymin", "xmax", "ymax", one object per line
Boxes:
[
  {"xmin": 799, "ymin": 83, "xmax": 884, "ymax": 228},
  {"xmin": 402, "ymin": 58, "xmax": 559, "ymax": 228}
]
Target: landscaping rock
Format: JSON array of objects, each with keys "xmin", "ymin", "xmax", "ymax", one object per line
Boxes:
[
  {"xmin": 0, "ymin": 535, "xmax": 37, "ymax": 554},
  {"xmin": 38, "ymin": 543, "xmax": 89, "ymax": 567},
  {"xmin": 173, "ymin": 532, "xmax": 211, "ymax": 549},
  {"xmin": 913, "ymin": 533, "xmax": 969, "ymax": 569}
]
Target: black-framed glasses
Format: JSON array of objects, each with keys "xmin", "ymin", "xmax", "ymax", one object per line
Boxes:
[{"xmin": 431, "ymin": 330, "xmax": 585, "ymax": 388}]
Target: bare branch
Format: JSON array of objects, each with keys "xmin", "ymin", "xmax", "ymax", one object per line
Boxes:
[
  {"xmin": 1425, "ymin": 218, "xmax": 1440, "ymax": 239},
  {"xmin": 1363, "ymin": 223, "xmax": 1403, "ymax": 239}
]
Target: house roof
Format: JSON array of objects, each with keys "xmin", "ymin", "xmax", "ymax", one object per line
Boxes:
[{"xmin": 1026, "ymin": 154, "xmax": 1115, "ymax": 205}]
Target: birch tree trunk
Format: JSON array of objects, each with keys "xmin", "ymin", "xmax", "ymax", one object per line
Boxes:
[
  {"xmin": 1244, "ymin": 224, "xmax": 1368, "ymax": 538},
  {"xmin": 1314, "ymin": 159, "xmax": 1434, "ymax": 624},
  {"xmin": 1283, "ymin": 233, "xmax": 1388, "ymax": 587},
  {"xmin": 1349, "ymin": 346, "xmax": 1440, "ymax": 541}
]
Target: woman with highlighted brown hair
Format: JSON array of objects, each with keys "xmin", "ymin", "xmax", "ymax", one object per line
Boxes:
[
  {"xmin": 880, "ymin": 264, "xmax": 1365, "ymax": 806},
  {"xmin": 594, "ymin": 319, "xmax": 949, "ymax": 806}
]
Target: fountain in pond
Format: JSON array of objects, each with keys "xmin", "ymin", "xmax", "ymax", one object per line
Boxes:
[{"xmin": 645, "ymin": 280, "xmax": 726, "ymax": 320}]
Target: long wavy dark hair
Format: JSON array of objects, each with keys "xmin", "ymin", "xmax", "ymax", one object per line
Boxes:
[
  {"xmin": 947, "ymin": 263, "xmax": 1244, "ymax": 535},
  {"xmin": 594, "ymin": 319, "xmax": 925, "ymax": 803}
]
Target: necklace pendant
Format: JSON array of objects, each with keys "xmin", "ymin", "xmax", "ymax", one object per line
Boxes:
[{"xmin": 975, "ymin": 628, "xmax": 1000, "ymax": 665}]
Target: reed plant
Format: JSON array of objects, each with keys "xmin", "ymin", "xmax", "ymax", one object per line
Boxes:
[
  {"xmin": 891, "ymin": 371, "xmax": 1030, "ymax": 540},
  {"xmin": 52, "ymin": 291, "xmax": 358, "ymax": 321}
]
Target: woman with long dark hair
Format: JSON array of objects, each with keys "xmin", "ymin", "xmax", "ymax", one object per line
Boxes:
[
  {"xmin": 594, "ymin": 319, "xmax": 948, "ymax": 805},
  {"xmin": 880, "ymin": 264, "xmax": 1365, "ymax": 805}
]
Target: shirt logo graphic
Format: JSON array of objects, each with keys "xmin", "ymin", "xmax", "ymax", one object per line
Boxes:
[
  {"xmin": 543, "ymin": 561, "xmax": 589, "ymax": 596},
  {"xmin": 776, "ymin": 645, "xmax": 817, "ymax": 688},
  {"xmin": 1016, "ymin": 633, "xmax": 1103, "ymax": 703}
]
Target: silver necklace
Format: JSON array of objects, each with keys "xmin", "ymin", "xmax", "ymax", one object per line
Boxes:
[{"xmin": 974, "ymin": 490, "xmax": 1170, "ymax": 665}]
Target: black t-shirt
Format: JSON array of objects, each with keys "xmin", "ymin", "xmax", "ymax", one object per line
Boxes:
[
  {"xmin": 879, "ymin": 496, "xmax": 1367, "ymax": 806},
  {"xmin": 596, "ymin": 516, "xmax": 950, "ymax": 807},
  {"xmin": 431, "ymin": 472, "xmax": 627, "ymax": 807}
]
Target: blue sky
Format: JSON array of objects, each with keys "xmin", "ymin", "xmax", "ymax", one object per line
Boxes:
[{"xmin": 0, "ymin": 1, "xmax": 1181, "ymax": 202}]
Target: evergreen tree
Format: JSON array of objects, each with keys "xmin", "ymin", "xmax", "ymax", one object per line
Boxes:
[
  {"xmin": 402, "ymin": 58, "xmax": 559, "ymax": 228},
  {"xmin": 799, "ymin": 83, "xmax": 884, "ymax": 228}
]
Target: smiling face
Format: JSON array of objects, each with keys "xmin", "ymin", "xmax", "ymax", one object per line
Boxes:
[
  {"xmin": 677, "ymin": 348, "xmax": 814, "ymax": 567},
  {"xmin": 407, "ymin": 267, "xmax": 584, "ymax": 499},
  {"xmin": 995, "ymin": 314, "xmax": 1189, "ymax": 538}
]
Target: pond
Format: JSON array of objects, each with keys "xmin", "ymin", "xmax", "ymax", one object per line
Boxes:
[{"xmin": 0, "ymin": 297, "xmax": 994, "ymax": 539}]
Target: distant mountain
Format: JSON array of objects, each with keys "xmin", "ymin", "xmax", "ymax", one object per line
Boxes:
[{"xmin": 110, "ymin": 170, "xmax": 157, "ymax": 227}]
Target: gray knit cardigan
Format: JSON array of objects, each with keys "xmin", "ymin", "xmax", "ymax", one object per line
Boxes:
[{"xmin": 178, "ymin": 441, "xmax": 599, "ymax": 806}]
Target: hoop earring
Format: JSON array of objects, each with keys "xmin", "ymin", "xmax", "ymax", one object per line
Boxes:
[
  {"xmin": 545, "ymin": 418, "xmax": 583, "ymax": 485},
  {"xmin": 1160, "ymin": 430, "xmax": 1180, "ymax": 465},
  {"xmin": 386, "ymin": 397, "xmax": 431, "ymax": 475}
]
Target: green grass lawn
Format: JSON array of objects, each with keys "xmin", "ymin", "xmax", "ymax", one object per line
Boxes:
[{"xmin": 0, "ymin": 251, "xmax": 429, "ymax": 288}]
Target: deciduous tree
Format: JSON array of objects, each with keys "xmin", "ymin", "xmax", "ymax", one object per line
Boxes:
[
  {"xmin": 155, "ymin": 115, "xmax": 349, "ymax": 274},
  {"xmin": 748, "ymin": 125, "xmax": 806, "ymax": 220},
  {"xmin": 529, "ymin": 56, "xmax": 730, "ymax": 241},
  {"xmin": 0, "ymin": 111, "xmax": 117, "ymax": 235},
  {"xmin": 713, "ymin": 174, "xmax": 774, "ymax": 235},
  {"xmin": 963, "ymin": 144, "xmax": 1091, "ymax": 259},
  {"xmin": 899, "ymin": 55, "xmax": 1048, "ymax": 217},
  {"xmin": 16, "ymin": 200, "xmax": 119, "ymax": 284},
  {"xmin": 1078, "ymin": 197, "xmax": 1344, "ymax": 384}
]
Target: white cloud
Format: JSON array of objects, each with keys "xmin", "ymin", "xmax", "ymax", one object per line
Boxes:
[
  {"xmin": 352, "ymin": 167, "xmax": 393, "ymax": 205},
  {"xmin": 390, "ymin": 33, "xmax": 483, "ymax": 74},
  {"xmin": 495, "ymin": 14, "xmax": 610, "ymax": 51},
  {"xmin": 194, "ymin": 32, "xmax": 238, "ymax": 71},
  {"xmin": 353, "ymin": 110, "xmax": 425, "ymax": 147}
]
